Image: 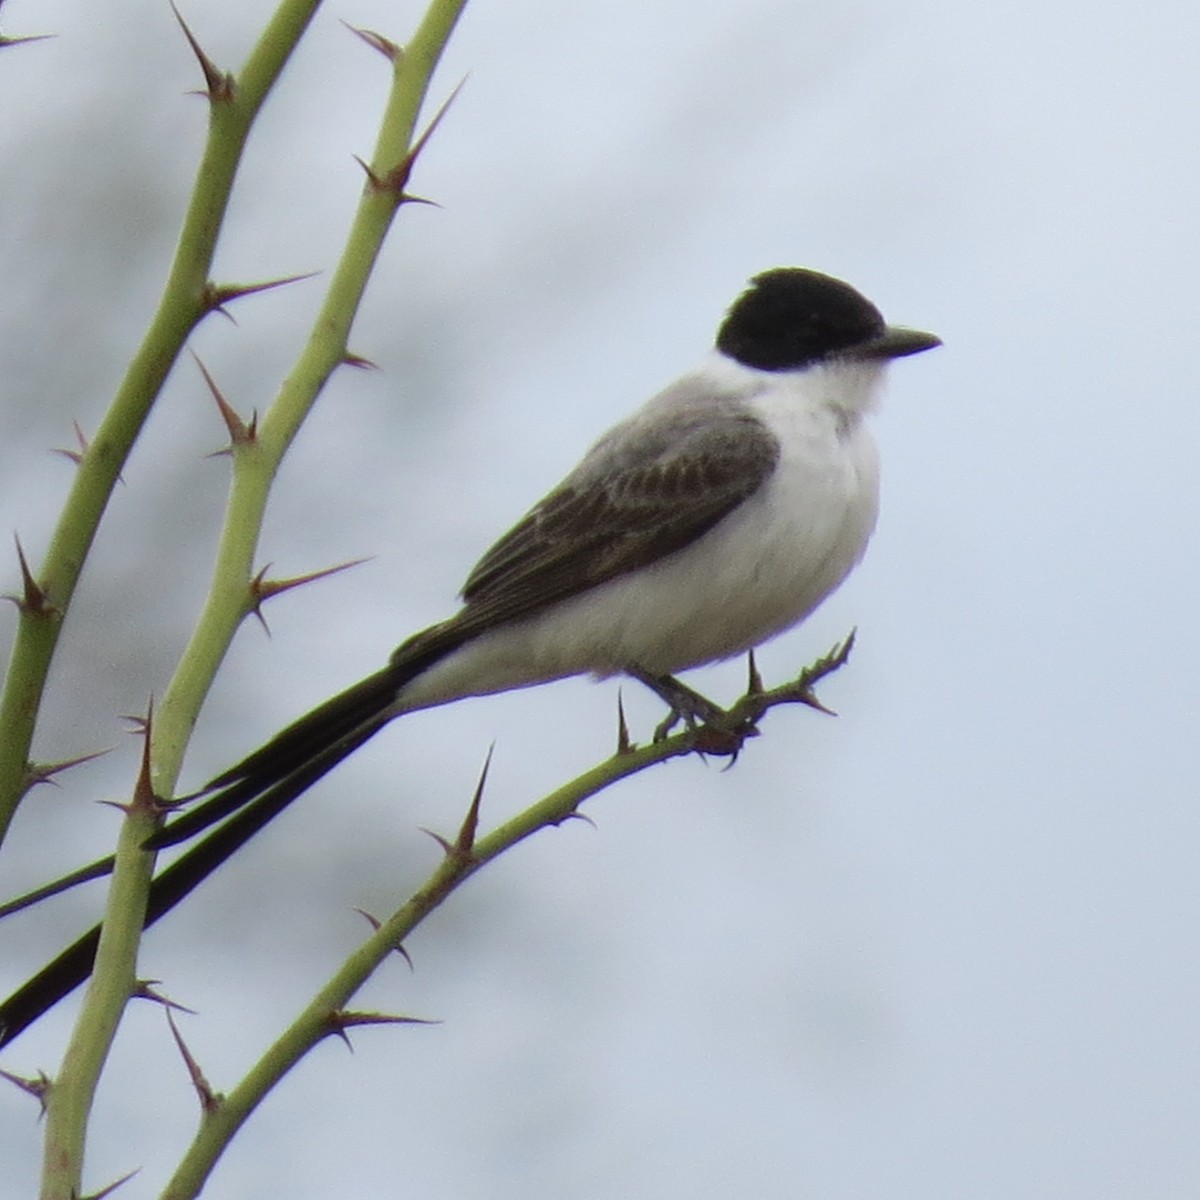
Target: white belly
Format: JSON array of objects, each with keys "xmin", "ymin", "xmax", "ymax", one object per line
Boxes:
[{"xmin": 396, "ymin": 393, "xmax": 880, "ymax": 712}]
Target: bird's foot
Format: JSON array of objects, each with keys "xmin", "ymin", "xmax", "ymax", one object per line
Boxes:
[{"xmin": 630, "ymin": 670, "xmax": 757, "ymax": 751}]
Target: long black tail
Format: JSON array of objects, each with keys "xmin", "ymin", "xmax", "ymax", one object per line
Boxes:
[
  {"xmin": 0, "ymin": 710, "xmax": 391, "ymax": 1048},
  {"xmin": 148, "ymin": 665, "xmax": 407, "ymax": 849},
  {"xmin": 0, "ymin": 657, "xmax": 434, "ymax": 1049},
  {"xmin": 0, "ymin": 617, "xmax": 477, "ymax": 1047},
  {"xmin": 0, "ymin": 668, "xmax": 408, "ymax": 923},
  {"xmin": 148, "ymin": 616, "xmax": 469, "ymax": 849}
]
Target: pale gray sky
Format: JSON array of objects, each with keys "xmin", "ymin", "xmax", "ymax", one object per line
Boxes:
[{"xmin": 2, "ymin": 1, "xmax": 1198, "ymax": 1197}]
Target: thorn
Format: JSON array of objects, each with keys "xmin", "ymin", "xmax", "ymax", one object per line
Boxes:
[
  {"xmin": 0, "ymin": 29, "xmax": 55, "ymax": 50},
  {"xmin": 50, "ymin": 433, "xmax": 85, "ymax": 466},
  {"xmin": 396, "ymin": 193, "xmax": 442, "ymax": 209},
  {"xmin": 169, "ymin": 1, "xmax": 234, "ymax": 102},
  {"xmin": 457, "ymin": 743, "xmax": 493, "ymax": 858},
  {"xmin": 341, "ymin": 21, "xmax": 401, "ymax": 61},
  {"xmin": 325, "ymin": 1009, "xmax": 439, "ymax": 1049},
  {"xmin": 355, "ymin": 907, "xmax": 381, "ymax": 931},
  {"xmin": 4, "ymin": 534, "xmax": 54, "ymax": 616},
  {"xmin": 248, "ymin": 584, "xmax": 272, "ymax": 635},
  {"xmin": 795, "ymin": 689, "xmax": 838, "ymax": 717},
  {"xmin": 420, "ymin": 744, "xmax": 491, "ymax": 864},
  {"xmin": 191, "ymin": 352, "xmax": 256, "ymax": 447},
  {"xmin": 812, "ymin": 628, "xmax": 856, "ymax": 677},
  {"xmin": 828, "ymin": 629, "xmax": 856, "ymax": 669},
  {"xmin": 334, "ymin": 1010, "xmax": 439, "ymax": 1028},
  {"xmin": 419, "ymin": 826, "xmax": 455, "ymax": 856},
  {"xmin": 131, "ymin": 699, "xmax": 167, "ymax": 819},
  {"xmin": 615, "ymin": 690, "xmax": 633, "ymax": 755},
  {"xmin": 786, "ymin": 630, "xmax": 857, "ymax": 712},
  {"xmin": 166, "ymin": 1009, "xmax": 222, "ymax": 1114},
  {"xmin": 736, "ymin": 631, "xmax": 857, "ymax": 726},
  {"xmin": 354, "ymin": 909, "xmax": 414, "ymax": 969},
  {"xmin": 51, "ymin": 421, "xmax": 124, "ymax": 483},
  {"xmin": 23, "ymin": 746, "xmax": 113, "ymax": 791},
  {"xmin": 251, "ymin": 558, "xmax": 370, "ymax": 605},
  {"xmin": 421, "ymin": 746, "xmax": 491, "ymax": 863},
  {"xmin": 245, "ymin": 564, "xmax": 277, "ymax": 635},
  {"xmin": 555, "ymin": 810, "xmax": 596, "ymax": 831},
  {"xmin": 202, "ymin": 271, "xmax": 319, "ymax": 320},
  {"xmin": 353, "ymin": 154, "xmax": 383, "ymax": 189},
  {"xmin": 368, "ymin": 77, "xmax": 466, "ymax": 200},
  {"xmin": 405, "ymin": 77, "xmax": 466, "ymax": 170},
  {"xmin": 247, "ymin": 558, "xmax": 370, "ymax": 635},
  {"xmin": 79, "ymin": 1167, "xmax": 141, "ymax": 1200},
  {"xmin": 133, "ymin": 980, "xmax": 197, "ymax": 1016},
  {"xmin": 97, "ymin": 712, "xmax": 161, "ymax": 816},
  {"xmin": 0, "ymin": 1066, "xmax": 51, "ymax": 1114},
  {"xmin": 342, "ymin": 351, "xmax": 379, "ymax": 370},
  {"xmin": 746, "ymin": 648, "xmax": 764, "ymax": 696}
]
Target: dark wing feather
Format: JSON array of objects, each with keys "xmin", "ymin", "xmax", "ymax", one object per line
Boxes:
[{"xmin": 395, "ymin": 407, "xmax": 779, "ymax": 660}]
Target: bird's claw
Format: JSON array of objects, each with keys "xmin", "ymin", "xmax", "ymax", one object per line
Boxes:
[
  {"xmin": 638, "ymin": 672, "xmax": 756, "ymax": 750},
  {"xmin": 652, "ymin": 710, "xmax": 683, "ymax": 743}
]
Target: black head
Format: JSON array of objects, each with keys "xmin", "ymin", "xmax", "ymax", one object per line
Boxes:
[{"xmin": 715, "ymin": 267, "xmax": 940, "ymax": 371}]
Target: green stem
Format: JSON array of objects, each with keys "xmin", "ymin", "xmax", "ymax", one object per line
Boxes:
[
  {"xmin": 162, "ymin": 733, "xmax": 682, "ymax": 1199},
  {"xmin": 0, "ymin": 0, "xmax": 325, "ymax": 845},
  {"xmin": 38, "ymin": 794, "xmax": 160, "ymax": 1200},
  {"xmin": 35, "ymin": 4, "xmax": 324, "ymax": 1197},
  {"xmin": 154, "ymin": 0, "xmax": 471, "ymax": 787},
  {"xmin": 39, "ymin": 2, "xmax": 471, "ymax": 1196}
]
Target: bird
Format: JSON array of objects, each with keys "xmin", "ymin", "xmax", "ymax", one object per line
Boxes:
[{"xmin": 0, "ymin": 267, "xmax": 939, "ymax": 1046}]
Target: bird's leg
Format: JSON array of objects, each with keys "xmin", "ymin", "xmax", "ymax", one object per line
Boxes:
[{"xmin": 628, "ymin": 669, "xmax": 739, "ymax": 743}]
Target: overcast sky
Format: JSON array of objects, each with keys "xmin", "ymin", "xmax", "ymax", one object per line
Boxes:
[{"xmin": 2, "ymin": 0, "xmax": 1198, "ymax": 1197}]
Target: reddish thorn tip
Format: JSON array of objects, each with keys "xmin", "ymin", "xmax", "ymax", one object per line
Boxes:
[
  {"xmin": 165, "ymin": 1008, "xmax": 221, "ymax": 1113},
  {"xmin": 170, "ymin": 1, "xmax": 234, "ymax": 102},
  {"xmin": 340, "ymin": 21, "xmax": 401, "ymax": 60},
  {"xmin": 191, "ymin": 352, "xmax": 253, "ymax": 445},
  {"xmin": 10, "ymin": 534, "xmax": 53, "ymax": 616}
]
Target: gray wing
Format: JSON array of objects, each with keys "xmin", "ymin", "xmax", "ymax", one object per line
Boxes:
[{"xmin": 449, "ymin": 404, "xmax": 780, "ymax": 636}]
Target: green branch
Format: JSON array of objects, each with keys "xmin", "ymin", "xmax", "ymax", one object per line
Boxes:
[
  {"xmin": 0, "ymin": 0, "xmax": 324, "ymax": 845},
  {"xmin": 160, "ymin": 636, "xmax": 854, "ymax": 1197},
  {"xmin": 154, "ymin": 2, "xmax": 470, "ymax": 792},
  {"xmin": 35, "ymin": 3, "xmax": 472, "ymax": 1198}
]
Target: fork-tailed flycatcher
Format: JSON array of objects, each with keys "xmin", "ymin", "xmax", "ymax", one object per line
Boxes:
[{"xmin": 0, "ymin": 267, "xmax": 939, "ymax": 1046}]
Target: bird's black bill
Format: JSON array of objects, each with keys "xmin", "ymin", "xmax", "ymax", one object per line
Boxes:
[{"xmin": 845, "ymin": 325, "xmax": 941, "ymax": 360}]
